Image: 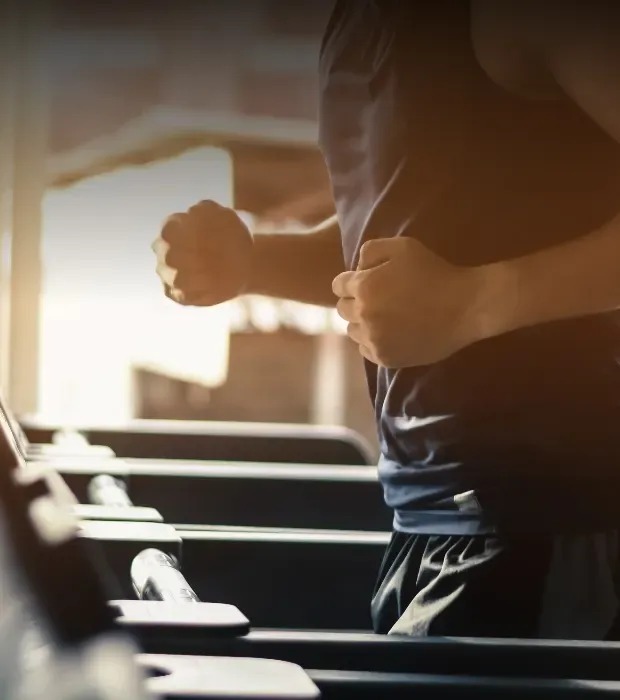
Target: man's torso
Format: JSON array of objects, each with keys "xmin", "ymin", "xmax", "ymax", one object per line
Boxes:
[{"xmin": 318, "ymin": 0, "xmax": 620, "ymax": 534}]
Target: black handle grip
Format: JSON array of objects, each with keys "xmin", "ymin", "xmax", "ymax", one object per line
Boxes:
[
  {"xmin": 131, "ymin": 548, "xmax": 200, "ymax": 603},
  {"xmin": 87, "ymin": 475, "xmax": 133, "ymax": 508}
]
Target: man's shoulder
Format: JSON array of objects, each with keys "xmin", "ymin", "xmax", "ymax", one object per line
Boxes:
[{"xmin": 470, "ymin": 0, "xmax": 564, "ymax": 101}]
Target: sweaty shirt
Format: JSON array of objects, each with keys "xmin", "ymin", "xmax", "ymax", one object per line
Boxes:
[{"xmin": 318, "ymin": 1, "xmax": 620, "ymax": 535}]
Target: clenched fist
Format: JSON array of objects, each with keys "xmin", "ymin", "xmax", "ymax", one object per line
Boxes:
[
  {"xmin": 152, "ymin": 200, "xmax": 254, "ymax": 306},
  {"xmin": 332, "ymin": 237, "xmax": 495, "ymax": 368}
]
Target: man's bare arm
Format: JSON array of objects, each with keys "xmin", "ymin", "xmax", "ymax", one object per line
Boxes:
[
  {"xmin": 247, "ymin": 216, "xmax": 345, "ymax": 307},
  {"xmin": 330, "ymin": 2, "xmax": 620, "ymax": 368},
  {"xmin": 470, "ymin": 1, "xmax": 620, "ymax": 340}
]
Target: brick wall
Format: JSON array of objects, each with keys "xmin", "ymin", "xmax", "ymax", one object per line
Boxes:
[
  {"xmin": 136, "ymin": 329, "xmax": 379, "ymax": 456},
  {"xmin": 202, "ymin": 330, "xmax": 316, "ymax": 423}
]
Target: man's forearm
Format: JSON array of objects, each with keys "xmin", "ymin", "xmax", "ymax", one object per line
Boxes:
[
  {"xmin": 476, "ymin": 212, "xmax": 620, "ymax": 340},
  {"xmin": 246, "ymin": 216, "xmax": 345, "ymax": 307}
]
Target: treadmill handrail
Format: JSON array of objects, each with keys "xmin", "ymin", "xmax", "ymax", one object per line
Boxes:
[
  {"xmin": 177, "ymin": 525, "xmax": 391, "ymax": 546},
  {"xmin": 56, "ymin": 459, "xmax": 379, "ymax": 482}
]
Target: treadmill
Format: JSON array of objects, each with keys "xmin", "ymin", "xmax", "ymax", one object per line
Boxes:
[
  {"xmin": 0, "ymin": 395, "xmax": 320, "ymax": 700},
  {"xmin": 0, "ymin": 392, "xmax": 114, "ymax": 462}
]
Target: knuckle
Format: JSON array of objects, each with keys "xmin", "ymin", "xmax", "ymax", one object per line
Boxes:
[
  {"xmin": 160, "ymin": 214, "xmax": 186, "ymax": 243},
  {"xmin": 173, "ymin": 270, "xmax": 199, "ymax": 292},
  {"xmin": 169, "ymin": 288, "xmax": 187, "ymax": 305},
  {"xmin": 355, "ymin": 277, "xmax": 370, "ymax": 302},
  {"xmin": 164, "ymin": 247, "xmax": 186, "ymax": 270},
  {"xmin": 156, "ymin": 262, "xmax": 177, "ymax": 288},
  {"xmin": 190, "ymin": 199, "xmax": 219, "ymax": 213},
  {"xmin": 359, "ymin": 240, "xmax": 372, "ymax": 257},
  {"xmin": 186, "ymin": 201, "xmax": 244, "ymax": 245},
  {"xmin": 152, "ymin": 237, "xmax": 170, "ymax": 260},
  {"xmin": 358, "ymin": 300, "xmax": 378, "ymax": 324},
  {"xmin": 188, "ymin": 200, "xmax": 225, "ymax": 224},
  {"xmin": 372, "ymin": 343, "xmax": 389, "ymax": 363},
  {"xmin": 360, "ymin": 238, "xmax": 380, "ymax": 252},
  {"xmin": 366, "ymin": 321, "xmax": 384, "ymax": 346},
  {"xmin": 357, "ymin": 300, "xmax": 370, "ymax": 319},
  {"xmin": 357, "ymin": 273, "xmax": 378, "ymax": 300}
]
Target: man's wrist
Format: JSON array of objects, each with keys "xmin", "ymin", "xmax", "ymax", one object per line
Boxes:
[
  {"xmin": 244, "ymin": 234, "xmax": 267, "ymax": 296},
  {"xmin": 467, "ymin": 261, "xmax": 522, "ymax": 344}
]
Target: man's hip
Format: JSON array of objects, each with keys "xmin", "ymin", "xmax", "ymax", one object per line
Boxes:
[{"xmin": 371, "ymin": 530, "xmax": 620, "ymax": 640}]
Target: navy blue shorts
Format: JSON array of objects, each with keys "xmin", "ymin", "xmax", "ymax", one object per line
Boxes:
[{"xmin": 371, "ymin": 531, "xmax": 620, "ymax": 639}]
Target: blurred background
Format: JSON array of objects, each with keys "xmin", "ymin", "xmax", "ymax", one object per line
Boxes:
[{"xmin": 0, "ymin": 0, "xmax": 378, "ymax": 456}]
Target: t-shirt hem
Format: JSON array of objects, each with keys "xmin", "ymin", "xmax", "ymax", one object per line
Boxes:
[{"xmin": 393, "ymin": 509, "xmax": 497, "ymax": 536}]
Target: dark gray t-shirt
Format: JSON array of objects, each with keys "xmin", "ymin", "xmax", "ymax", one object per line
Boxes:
[{"xmin": 318, "ymin": 0, "xmax": 620, "ymax": 534}]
